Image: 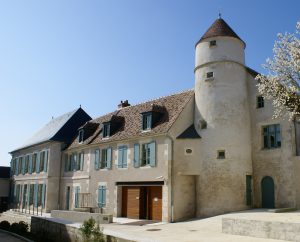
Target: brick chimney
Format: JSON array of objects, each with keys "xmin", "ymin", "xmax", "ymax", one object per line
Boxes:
[{"xmin": 118, "ymin": 100, "xmax": 130, "ymax": 109}]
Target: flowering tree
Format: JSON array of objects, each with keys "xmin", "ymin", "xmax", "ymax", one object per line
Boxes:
[{"xmin": 256, "ymin": 21, "xmax": 300, "ymax": 119}]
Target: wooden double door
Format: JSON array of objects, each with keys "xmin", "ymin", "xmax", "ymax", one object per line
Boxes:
[{"xmin": 122, "ymin": 186, "xmax": 162, "ymax": 221}]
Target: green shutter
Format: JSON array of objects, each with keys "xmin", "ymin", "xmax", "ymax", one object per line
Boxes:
[
  {"xmin": 80, "ymin": 152, "xmax": 84, "ymax": 171},
  {"xmin": 36, "ymin": 152, "xmax": 40, "ymax": 174},
  {"xmin": 16, "ymin": 158, "xmax": 19, "ymax": 175},
  {"xmin": 73, "ymin": 153, "xmax": 77, "ymax": 171},
  {"xmin": 44, "ymin": 150, "xmax": 48, "ymax": 172},
  {"xmin": 34, "ymin": 183, "xmax": 38, "ymax": 207},
  {"xmin": 64, "ymin": 154, "xmax": 68, "ymax": 172},
  {"xmin": 133, "ymin": 144, "xmax": 140, "ymax": 168},
  {"xmin": 75, "ymin": 186, "xmax": 80, "ymax": 208},
  {"xmin": 27, "ymin": 184, "xmax": 30, "ymax": 207},
  {"xmin": 149, "ymin": 141, "xmax": 156, "ymax": 167},
  {"xmin": 107, "ymin": 148, "xmax": 112, "ymax": 169},
  {"xmin": 118, "ymin": 147, "xmax": 122, "ymax": 168},
  {"xmin": 21, "ymin": 157, "xmax": 25, "ymax": 175},
  {"xmin": 95, "ymin": 149, "xmax": 100, "ymax": 170},
  {"xmin": 123, "ymin": 147, "xmax": 127, "ymax": 167},
  {"xmin": 42, "ymin": 184, "xmax": 46, "ymax": 208},
  {"xmin": 29, "ymin": 155, "xmax": 33, "ymax": 174},
  {"xmin": 102, "ymin": 187, "xmax": 106, "ymax": 207}
]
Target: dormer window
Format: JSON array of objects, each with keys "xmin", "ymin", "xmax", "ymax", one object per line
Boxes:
[
  {"xmin": 78, "ymin": 129, "xmax": 84, "ymax": 143},
  {"xmin": 209, "ymin": 40, "xmax": 216, "ymax": 47},
  {"xmin": 103, "ymin": 123, "xmax": 111, "ymax": 138},
  {"xmin": 142, "ymin": 113, "xmax": 152, "ymax": 130}
]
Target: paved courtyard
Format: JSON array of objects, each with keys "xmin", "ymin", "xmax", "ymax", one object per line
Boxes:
[{"xmin": 97, "ymin": 210, "xmax": 294, "ymax": 242}]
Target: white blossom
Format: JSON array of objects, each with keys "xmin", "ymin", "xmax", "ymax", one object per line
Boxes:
[{"xmin": 256, "ymin": 21, "xmax": 300, "ymax": 119}]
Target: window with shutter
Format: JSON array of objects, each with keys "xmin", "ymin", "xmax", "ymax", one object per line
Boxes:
[
  {"xmin": 74, "ymin": 186, "xmax": 80, "ymax": 208},
  {"xmin": 34, "ymin": 183, "xmax": 38, "ymax": 207},
  {"xmin": 36, "ymin": 152, "xmax": 40, "ymax": 174},
  {"xmin": 79, "ymin": 152, "xmax": 84, "ymax": 171}
]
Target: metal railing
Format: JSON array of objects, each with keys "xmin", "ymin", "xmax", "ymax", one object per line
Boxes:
[{"xmin": 10, "ymin": 201, "xmax": 44, "ymax": 216}]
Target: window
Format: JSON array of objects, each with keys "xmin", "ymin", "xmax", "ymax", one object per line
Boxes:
[
  {"xmin": 100, "ymin": 148, "xmax": 112, "ymax": 169},
  {"xmin": 257, "ymin": 96, "xmax": 264, "ymax": 108},
  {"xmin": 263, "ymin": 124, "xmax": 281, "ymax": 149},
  {"xmin": 98, "ymin": 186, "xmax": 106, "ymax": 208},
  {"xmin": 78, "ymin": 129, "xmax": 84, "ymax": 143},
  {"xmin": 141, "ymin": 142, "xmax": 156, "ymax": 167},
  {"xmin": 206, "ymin": 72, "xmax": 214, "ymax": 79},
  {"xmin": 217, "ymin": 150, "xmax": 225, "ymax": 159},
  {"xmin": 118, "ymin": 146, "xmax": 127, "ymax": 168},
  {"xmin": 72, "ymin": 153, "xmax": 78, "ymax": 171},
  {"xmin": 103, "ymin": 123, "xmax": 110, "ymax": 138},
  {"xmin": 209, "ymin": 40, "xmax": 217, "ymax": 47},
  {"xmin": 142, "ymin": 113, "xmax": 152, "ymax": 130}
]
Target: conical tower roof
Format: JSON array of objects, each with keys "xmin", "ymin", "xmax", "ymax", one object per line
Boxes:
[{"xmin": 196, "ymin": 18, "xmax": 245, "ymax": 47}]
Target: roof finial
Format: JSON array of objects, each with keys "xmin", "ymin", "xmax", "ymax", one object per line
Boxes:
[
  {"xmin": 218, "ymin": 11, "xmax": 222, "ymax": 19},
  {"xmin": 80, "ymin": 104, "xmax": 81, "ymax": 108}
]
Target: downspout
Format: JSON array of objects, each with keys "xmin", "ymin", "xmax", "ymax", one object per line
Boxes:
[{"xmin": 166, "ymin": 134, "xmax": 174, "ymax": 223}]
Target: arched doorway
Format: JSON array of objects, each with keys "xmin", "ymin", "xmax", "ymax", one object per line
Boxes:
[{"xmin": 261, "ymin": 176, "xmax": 275, "ymax": 208}]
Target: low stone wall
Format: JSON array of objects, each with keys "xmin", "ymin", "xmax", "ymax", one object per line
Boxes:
[
  {"xmin": 51, "ymin": 210, "xmax": 113, "ymax": 224},
  {"xmin": 31, "ymin": 216, "xmax": 133, "ymax": 242},
  {"xmin": 222, "ymin": 217, "xmax": 300, "ymax": 241}
]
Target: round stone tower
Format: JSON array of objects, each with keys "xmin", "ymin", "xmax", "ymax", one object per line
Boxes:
[{"xmin": 194, "ymin": 18, "xmax": 253, "ymax": 217}]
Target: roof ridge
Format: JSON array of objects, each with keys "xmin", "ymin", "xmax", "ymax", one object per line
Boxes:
[{"xmin": 123, "ymin": 88, "xmax": 194, "ymax": 109}]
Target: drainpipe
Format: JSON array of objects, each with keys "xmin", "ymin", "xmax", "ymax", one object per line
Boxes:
[{"xmin": 166, "ymin": 135, "xmax": 174, "ymax": 223}]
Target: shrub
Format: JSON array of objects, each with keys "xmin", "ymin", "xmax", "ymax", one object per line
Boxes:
[
  {"xmin": 10, "ymin": 221, "xmax": 29, "ymax": 235},
  {"xmin": 80, "ymin": 217, "xmax": 104, "ymax": 242},
  {"xmin": 0, "ymin": 220, "xmax": 10, "ymax": 230}
]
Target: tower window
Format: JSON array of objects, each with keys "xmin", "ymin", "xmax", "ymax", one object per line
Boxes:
[
  {"xmin": 209, "ymin": 40, "xmax": 217, "ymax": 47},
  {"xmin": 217, "ymin": 150, "xmax": 225, "ymax": 159},
  {"xmin": 257, "ymin": 96, "xmax": 264, "ymax": 108},
  {"xmin": 206, "ymin": 72, "xmax": 214, "ymax": 79}
]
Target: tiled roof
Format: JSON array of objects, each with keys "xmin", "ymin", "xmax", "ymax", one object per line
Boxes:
[
  {"xmin": 67, "ymin": 89, "xmax": 194, "ymax": 149},
  {"xmin": 196, "ymin": 18, "xmax": 245, "ymax": 47}
]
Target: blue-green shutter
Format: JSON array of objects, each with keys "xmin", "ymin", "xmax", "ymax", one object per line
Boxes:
[
  {"xmin": 42, "ymin": 184, "xmax": 46, "ymax": 208},
  {"xmin": 149, "ymin": 141, "xmax": 156, "ymax": 167},
  {"xmin": 118, "ymin": 147, "xmax": 122, "ymax": 168},
  {"xmin": 44, "ymin": 150, "xmax": 48, "ymax": 172},
  {"xmin": 29, "ymin": 155, "xmax": 33, "ymax": 174},
  {"xmin": 34, "ymin": 183, "xmax": 38, "ymax": 207},
  {"xmin": 16, "ymin": 158, "xmax": 19, "ymax": 175},
  {"xmin": 26, "ymin": 184, "xmax": 30, "ymax": 207},
  {"xmin": 123, "ymin": 147, "xmax": 127, "ymax": 167},
  {"xmin": 80, "ymin": 152, "xmax": 84, "ymax": 171},
  {"xmin": 98, "ymin": 186, "xmax": 106, "ymax": 208},
  {"xmin": 64, "ymin": 154, "xmax": 68, "ymax": 172},
  {"xmin": 133, "ymin": 144, "xmax": 140, "ymax": 168},
  {"xmin": 75, "ymin": 186, "xmax": 80, "ymax": 208},
  {"xmin": 95, "ymin": 149, "xmax": 100, "ymax": 170},
  {"xmin": 102, "ymin": 187, "xmax": 106, "ymax": 207},
  {"xmin": 21, "ymin": 157, "xmax": 25, "ymax": 175},
  {"xmin": 73, "ymin": 153, "xmax": 77, "ymax": 171},
  {"xmin": 107, "ymin": 147, "xmax": 112, "ymax": 169},
  {"xmin": 36, "ymin": 152, "xmax": 40, "ymax": 174}
]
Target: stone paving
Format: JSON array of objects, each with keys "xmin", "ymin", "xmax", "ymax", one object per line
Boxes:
[{"xmin": 98, "ymin": 210, "xmax": 293, "ymax": 242}]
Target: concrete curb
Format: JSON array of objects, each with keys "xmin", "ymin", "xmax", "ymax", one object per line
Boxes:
[{"xmin": 0, "ymin": 228, "xmax": 34, "ymax": 242}]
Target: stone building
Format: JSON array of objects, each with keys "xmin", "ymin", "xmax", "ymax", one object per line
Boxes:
[
  {"xmin": 10, "ymin": 107, "xmax": 91, "ymax": 212},
  {"xmin": 9, "ymin": 17, "xmax": 300, "ymax": 222}
]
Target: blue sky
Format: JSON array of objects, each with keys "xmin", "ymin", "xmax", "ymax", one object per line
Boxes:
[{"xmin": 0, "ymin": 0, "xmax": 299, "ymax": 166}]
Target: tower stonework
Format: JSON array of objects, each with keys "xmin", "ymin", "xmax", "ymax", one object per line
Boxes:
[{"xmin": 194, "ymin": 18, "xmax": 253, "ymax": 216}]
